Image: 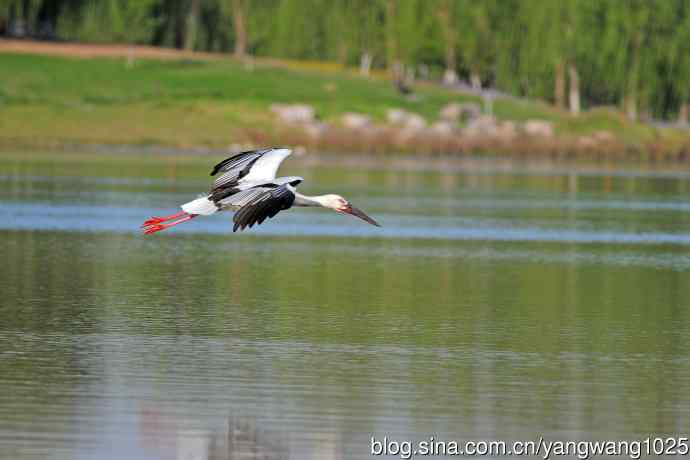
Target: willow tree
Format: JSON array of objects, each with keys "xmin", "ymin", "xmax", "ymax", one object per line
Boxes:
[
  {"xmin": 231, "ymin": 0, "xmax": 247, "ymax": 57},
  {"xmin": 351, "ymin": 0, "xmax": 386, "ymax": 76},
  {"xmin": 511, "ymin": 0, "xmax": 600, "ymax": 114},
  {"xmin": 268, "ymin": 0, "xmax": 334, "ymax": 59},
  {"xmin": 669, "ymin": 2, "xmax": 690, "ymax": 124},
  {"xmin": 436, "ymin": 0, "xmax": 458, "ymax": 84},
  {"xmin": 183, "ymin": 0, "xmax": 200, "ymax": 50},
  {"xmin": 600, "ymin": 0, "xmax": 657, "ymax": 120},
  {"xmin": 57, "ymin": 0, "xmax": 159, "ymax": 44},
  {"xmin": 645, "ymin": 0, "xmax": 687, "ymax": 122},
  {"xmin": 321, "ymin": 0, "xmax": 359, "ymax": 65},
  {"xmin": 0, "ymin": 0, "xmax": 43, "ymax": 35},
  {"xmin": 559, "ymin": 0, "xmax": 592, "ymax": 115},
  {"xmin": 385, "ymin": 0, "xmax": 400, "ymax": 78},
  {"xmin": 396, "ymin": 0, "xmax": 438, "ymax": 79},
  {"xmin": 456, "ymin": 0, "xmax": 499, "ymax": 90}
]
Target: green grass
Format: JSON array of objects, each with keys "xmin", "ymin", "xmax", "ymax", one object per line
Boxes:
[
  {"xmin": 0, "ymin": 52, "xmax": 682, "ymax": 151},
  {"xmin": 0, "ymin": 53, "xmax": 471, "ymax": 120}
]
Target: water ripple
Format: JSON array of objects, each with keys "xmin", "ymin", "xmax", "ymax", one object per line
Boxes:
[{"xmin": 2, "ymin": 202, "xmax": 690, "ymax": 246}]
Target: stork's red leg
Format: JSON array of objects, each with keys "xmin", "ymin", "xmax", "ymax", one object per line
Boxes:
[
  {"xmin": 143, "ymin": 214, "xmax": 197, "ymax": 234},
  {"xmin": 141, "ymin": 211, "xmax": 187, "ymax": 228}
]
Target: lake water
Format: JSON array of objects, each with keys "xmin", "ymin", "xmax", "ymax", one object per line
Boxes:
[{"xmin": 1, "ymin": 152, "xmax": 690, "ymax": 459}]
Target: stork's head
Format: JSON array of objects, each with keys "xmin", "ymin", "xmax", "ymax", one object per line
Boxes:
[{"xmin": 321, "ymin": 194, "xmax": 380, "ymax": 227}]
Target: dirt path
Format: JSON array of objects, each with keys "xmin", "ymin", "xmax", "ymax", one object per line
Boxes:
[
  {"xmin": 0, "ymin": 38, "xmax": 336, "ymax": 75},
  {"xmin": 0, "ymin": 38, "xmax": 225, "ymax": 61}
]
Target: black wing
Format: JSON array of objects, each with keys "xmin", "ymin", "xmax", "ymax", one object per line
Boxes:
[
  {"xmin": 232, "ymin": 185, "xmax": 296, "ymax": 232},
  {"xmin": 210, "ymin": 149, "xmax": 271, "ymax": 191},
  {"xmin": 213, "ymin": 185, "xmax": 272, "ymax": 208}
]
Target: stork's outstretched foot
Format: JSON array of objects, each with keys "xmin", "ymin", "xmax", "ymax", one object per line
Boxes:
[
  {"xmin": 141, "ymin": 211, "xmax": 187, "ymax": 228},
  {"xmin": 141, "ymin": 213, "xmax": 197, "ymax": 234},
  {"xmin": 143, "ymin": 224, "xmax": 166, "ymax": 235},
  {"xmin": 141, "ymin": 217, "xmax": 166, "ymax": 227}
]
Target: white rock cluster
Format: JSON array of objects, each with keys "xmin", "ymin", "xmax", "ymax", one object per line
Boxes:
[{"xmin": 268, "ymin": 102, "xmax": 568, "ymax": 147}]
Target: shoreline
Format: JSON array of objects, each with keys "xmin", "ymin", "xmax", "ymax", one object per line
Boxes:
[{"xmin": 5, "ymin": 144, "xmax": 690, "ymax": 178}]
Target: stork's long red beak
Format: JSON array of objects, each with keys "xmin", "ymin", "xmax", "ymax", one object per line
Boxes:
[{"xmin": 341, "ymin": 204, "xmax": 381, "ymax": 227}]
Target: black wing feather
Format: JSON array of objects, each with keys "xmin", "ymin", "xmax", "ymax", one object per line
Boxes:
[
  {"xmin": 209, "ymin": 186, "xmax": 239, "ymax": 203},
  {"xmin": 210, "ymin": 149, "xmax": 272, "ymax": 192},
  {"xmin": 232, "ymin": 185, "xmax": 295, "ymax": 232},
  {"xmin": 210, "ymin": 149, "xmax": 269, "ymax": 176}
]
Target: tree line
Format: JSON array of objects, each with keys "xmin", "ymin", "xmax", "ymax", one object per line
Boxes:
[{"xmin": 2, "ymin": 0, "xmax": 690, "ymax": 122}]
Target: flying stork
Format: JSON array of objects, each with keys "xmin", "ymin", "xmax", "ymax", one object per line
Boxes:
[{"xmin": 141, "ymin": 148, "xmax": 380, "ymax": 234}]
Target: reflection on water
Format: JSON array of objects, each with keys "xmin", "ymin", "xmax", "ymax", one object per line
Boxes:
[
  {"xmin": 1, "ymin": 152, "xmax": 690, "ymax": 459},
  {"xmin": 140, "ymin": 410, "xmax": 292, "ymax": 460}
]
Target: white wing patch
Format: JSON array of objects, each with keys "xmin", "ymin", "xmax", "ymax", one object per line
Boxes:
[{"xmin": 240, "ymin": 148, "xmax": 292, "ymax": 182}]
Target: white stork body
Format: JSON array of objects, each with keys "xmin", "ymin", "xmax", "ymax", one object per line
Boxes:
[{"xmin": 142, "ymin": 148, "xmax": 380, "ymax": 234}]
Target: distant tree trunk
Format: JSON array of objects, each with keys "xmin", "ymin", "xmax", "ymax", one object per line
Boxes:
[
  {"xmin": 437, "ymin": 0, "xmax": 458, "ymax": 85},
  {"xmin": 360, "ymin": 52, "xmax": 372, "ymax": 77},
  {"xmin": 555, "ymin": 60, "xmax": 566, "ymax": 109},
  {"xmin": 679, "ymin": 101, "xmax": 689, "ymax": 126},
  {"xmin": 232, "ymin": 0, "xmax": 247, "ymax": 58},
  {"xmin": 443, "ymin": 68, "xmax": 459, "ymax": 85},
  {"xmin": 405, "ymin": 66, "xmax": 415, "ymax": 85},
  {"xmin": 470, "ymin": 70, "xmax": 482, "ymax": 90},
  {"xmin": 625, "ymin": 34, "xmax": 641, "ymax": 121},
  {"xmin": 624, "ymin": 92, "xmax": 637, "ymax": 121},
  {"xmin": 568, "ymin": 63, "xmax": 580, "ymax": 115},
  {"xmin": 184, "ymin": 0, "xmax": 201, "ymax": 51},
  {"xmin": 385, "ymin": 0, "xmax": 400, "ymax": 79}
]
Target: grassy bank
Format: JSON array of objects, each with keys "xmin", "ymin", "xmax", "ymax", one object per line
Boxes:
[{"xmin": 0, "ymin": 48, "xmax": 687, "ymax": 160}]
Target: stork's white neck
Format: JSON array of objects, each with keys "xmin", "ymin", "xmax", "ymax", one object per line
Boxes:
[{"xmin": 293, "ymin": 192, "xmax": 332, "ymax": 208}]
